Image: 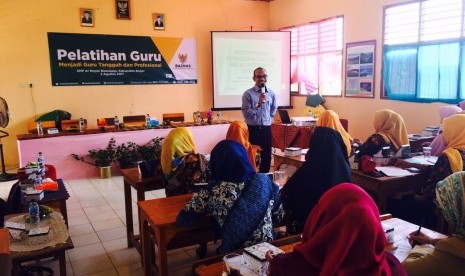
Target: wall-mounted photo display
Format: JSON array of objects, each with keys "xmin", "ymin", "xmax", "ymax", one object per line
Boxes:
[
  {"xmin": 80, "ymin": 8, "xmax": 94, "ymax": 27},
  {"xmin": 345, "ymin": 40, "xmax": 376, "ymax": 98},
  {"xmin": 115, "ymin": 0, "xmax": 131, "ymax": 20},
  {"xmin": 153, "ymin": 13, "xmax": 165, "ymax": 30}
]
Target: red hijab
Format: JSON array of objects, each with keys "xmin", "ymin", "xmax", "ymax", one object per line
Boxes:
[{"xmin": 271, "ymin": 183, "xmax": 393, "ymax": 276}]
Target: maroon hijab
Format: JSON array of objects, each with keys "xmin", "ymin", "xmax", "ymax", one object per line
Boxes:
[{"xmin": 270, "ymin": 184, "xmax": 404, "ymax": 276}]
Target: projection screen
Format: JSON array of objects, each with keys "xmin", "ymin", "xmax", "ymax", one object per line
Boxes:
[{"xmin": 211, "ymin": 31, "xmax": 291, "ymax": 110}]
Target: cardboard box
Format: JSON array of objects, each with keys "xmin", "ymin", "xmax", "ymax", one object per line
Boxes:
[
  {"xmin": 284, "ymin": 147, "xmax": 301, "ymax": 157},
  {"xmin": 24, "ymin": 189, "xmax": 44, "ymax": 202},
  {"xmin": 242, "ymin": 242, "xmax": 284, "ymax": 275}
]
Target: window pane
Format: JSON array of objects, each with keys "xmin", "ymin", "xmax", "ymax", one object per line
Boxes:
[
  {"xmin": 384, "ymin": 46, "xmax": 417, "ymax": 97},
  {"xmin": 320, "ymin": 52, "xmax": 342, "ymax": 96},
  {"xmin": 421, "ymin": 0, "xmax": 462, "ymax": 41},
  {"xmin": 385, "ymin": 3, "xmax": 420, "ymax": 45},
  {"xmin": 461, "ymin": 44, "xmax": 465, "ymax": 99}
]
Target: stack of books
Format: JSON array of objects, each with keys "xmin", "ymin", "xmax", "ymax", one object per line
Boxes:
[{"xmin": 422, "ymin": 126, "xmax": 440, "ymax": 137}]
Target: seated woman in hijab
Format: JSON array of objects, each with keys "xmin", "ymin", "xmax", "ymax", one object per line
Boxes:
[
  {"xmin": 397, "ymin": 114, "xmax": 465, "ymax": 202},
  {"xmin": 226, "ymin": 120, "xmax": 261, "ymax": 172},
  {"xmin": 428, "ymin": 105, "xmax": 462, "ymax": 156},
  {"xmin": 176, "ymin": 140, "xmax": 282, "ymax": 253},
  {"xmin": 280, "ymin": 127, "xmax": 351, "ymax": 234},
  {"xmin": 266, "ymin": 183, "xmax": 407, "ymax": 276},
  {"xmin": 316, "ymin": 110, "xmax": 353, "ymax": 157},
  {"xmin": 161, "ymin": 127, "xmax": 209, "ymax": 197},
  {"xmin": 357, "ymin": 109, "xmax": 408, "ymax": 157},
  {"xmin": 402, "ymin": 171, "xmax": 465, "ymax": 275}
]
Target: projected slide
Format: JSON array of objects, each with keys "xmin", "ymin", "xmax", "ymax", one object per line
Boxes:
[{"xmin": 212, "ymin": 31, "xmax": 291, "ymax": 110}]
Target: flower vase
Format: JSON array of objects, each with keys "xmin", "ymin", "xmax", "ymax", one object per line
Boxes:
[{"xmin": 100, "ymin": 166, "xmax": 112, "ymax": 178}]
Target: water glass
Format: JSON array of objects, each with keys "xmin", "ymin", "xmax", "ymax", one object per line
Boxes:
[
  {"xmin": 223, "ymin": 253, "xmax": 242, "ymax": 276},
  {"xmin": 273, "ymin": 170, "xmax": 286, "ymax": 187},
  {"xmin": 423, "ymin": 146, "xmax": 432, "ymax": 159}
]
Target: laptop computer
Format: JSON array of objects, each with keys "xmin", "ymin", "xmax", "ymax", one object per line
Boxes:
[{"xmin": 278, "ymin": 109, "xmax": 292, "ymax": 124}]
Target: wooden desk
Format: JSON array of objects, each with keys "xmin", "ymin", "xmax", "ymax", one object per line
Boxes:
[
  {"xmin": 351, "ymin": 170, "xmax": 426, "ymax": 213},
  {"xmin": 272, "ymin": 150, "xmax": 305, "ymax": 170},
  {"xmin": 193, "ymin": 217, "xmax": 447, "ymax": 276},
  {"xmin": 7, "ymin": 213, "xmax": 74, "ymax": 276},
  {"xmin": 272, "ymin": 152, "xmax": 426, "ymax": 214},
  {"xmin": 138, "ymin": 194, "xmax": 215, "ymax": 276},
  {"xmin": 0, "ymin": 228, "xmax": 11, "ymax": 276},
  {"xmin": 409, "ymin": 136, "xmax": 435, "ymax": 153},
  {"xmin": 20, "ymin": 179, "xmax": 70, "ymax": 227},
  {"xmin": 17, "ymin": 123, "xmax": 230, "ymax": 179},
  {"xmin": 122, "ymin": 167, "xmax": 165, "ymax": 257}
]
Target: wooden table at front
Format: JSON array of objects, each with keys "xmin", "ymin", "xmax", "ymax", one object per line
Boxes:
[
  {"xmin": 122, "ymin": 167, "xmax": 165, "ymax": 257},
  {"xmin": 272, "ymin": 150, "xmax": 305, "ymax": 170},
  {"xmin": 351, "ymin": 170, "xmax": 425, "ymax": 214},
  {"xmin": 138, "ymin": 193, "xmax": 215, "ymax": 276},
  {"xmin": 193, "ymin": 216, "xmax": 447, "ymax": 276}
]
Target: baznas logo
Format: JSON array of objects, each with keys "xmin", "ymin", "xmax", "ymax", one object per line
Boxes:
[
  {"xmin": 178, "ymin": 53, "xmax": 188, "ymax": 63},
  {"xmin": 175, "ymin": 53, "xmax": 191, "ymax": 68}
]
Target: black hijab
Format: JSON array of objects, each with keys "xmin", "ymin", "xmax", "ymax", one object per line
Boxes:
[{"xmin": 281, "ymin": 127, "xmax": 352, "ymax": 229}]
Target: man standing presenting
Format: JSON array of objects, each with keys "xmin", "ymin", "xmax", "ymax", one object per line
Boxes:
[{"xmin": 242, "ymin": 67, "xmax": 277, "ymax": 173}]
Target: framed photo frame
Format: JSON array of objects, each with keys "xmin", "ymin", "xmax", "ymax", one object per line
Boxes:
[
  {"xmin": 80, "ymin": 8, "xmax": 94, "ymax": 27},
  {"xmin": 345, "ymin": 40, "xmax": 376, "ymax": 98},
  {"xmin": 115, "ymin": 0, "xmax": 131, "ymax": 20},
  {"xmin": 152, "ymin": 13, "xmax": 165, "ymax": 30}
]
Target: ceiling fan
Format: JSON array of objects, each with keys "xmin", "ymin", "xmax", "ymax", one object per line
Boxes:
[{"xmin": 0, "ymin": 97, "xmax": 17, "ymax": 181}]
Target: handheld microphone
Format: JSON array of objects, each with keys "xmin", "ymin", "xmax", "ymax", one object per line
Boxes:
[{"xmin": 260, "ymin": 83, "xmax": 267, "ymax": 94}]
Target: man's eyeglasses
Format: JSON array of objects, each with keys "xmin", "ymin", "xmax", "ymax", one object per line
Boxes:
[{"xmin": 254, "ymin": 74, "xmax": 268, "ymax": 79}]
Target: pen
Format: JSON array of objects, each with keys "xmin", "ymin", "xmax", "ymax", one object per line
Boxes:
[{"xmin": 411, "ymin": 218, "xmax": 424, "ymax": 247}]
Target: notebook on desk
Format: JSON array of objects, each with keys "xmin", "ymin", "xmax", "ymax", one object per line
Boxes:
[{"xmin": 278, "ymin": 109, "xmax": 292, "ymax": 124}]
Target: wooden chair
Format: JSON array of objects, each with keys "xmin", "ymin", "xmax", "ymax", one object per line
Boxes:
[
  {"xmin": 162, "ymin": 113, "xmax": 184, "ymax": 124},
  {"xmin": 61, "ymin": 119, "xmax": 87, "ymax": 130},
  {"xmin": 96, "ymin": 117, "xmax": 115, "ymax": 126},
  {"xmin": 192, "ymin": 112, "xmax": 207, "ymax": 121},
  {"xmin": 27, "ymin": 121, "xmax": 55, "ymax": 133},
  {"xmin": 339, "ymin": 119, "xmax": 349, "ymax": 132},
  {"xmin": 123, "ymin": 115, "xmax": 146, "ymax": 127}
]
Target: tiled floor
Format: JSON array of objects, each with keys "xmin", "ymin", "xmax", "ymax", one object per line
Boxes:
[{"xmin": 25, "ymin": 176, "xmax": 204, "ymax": 276}]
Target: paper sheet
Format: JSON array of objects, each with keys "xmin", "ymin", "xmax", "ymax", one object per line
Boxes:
[{"xmin": 376, "ymin": 166, "xmax": 414, "ymax": 177}]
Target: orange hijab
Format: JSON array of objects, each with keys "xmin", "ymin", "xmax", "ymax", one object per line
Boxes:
[
  {"xmin": 442, "ymin": 114, "xmax": 465, "ymax": 173},
  {"xmin": 373, "ymin": 109, "xmax": 408, "ymax": 151},
  {"xmin": 226, "ymin": 121, "xmax": 261, "ymax": 171},
  {"xmin": 317, "ymin": 110, "xmax": 352, "ymax": 156}
]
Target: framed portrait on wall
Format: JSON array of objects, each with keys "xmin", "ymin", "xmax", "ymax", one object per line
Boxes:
[
  {"xmin": 80, "ymin": 8, "xmax": 94, "ymax": 27},
  {"xmin": 115, "ymin": 0, "xmax": 131, "ymax": 20},
  {"xmin": 152, "ymin": 13, "xmax": 165, "ymax": 30},
  {"xmin": 345, "ymin": 40, "xmax": 376, "ymax": 98}
]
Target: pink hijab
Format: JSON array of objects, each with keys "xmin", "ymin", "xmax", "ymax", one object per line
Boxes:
[{"xmin": 430, "ymin": 105, "xmax": 463, "ymax": 156}]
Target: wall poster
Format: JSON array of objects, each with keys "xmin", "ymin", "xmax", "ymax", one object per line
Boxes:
[
  {"xmin": 345, "ymin": 40, "xmax": 376, "ymax": 98},
  {"xmin": 48, "ymin": 33, "xmax": 197, "ymax": 86}
]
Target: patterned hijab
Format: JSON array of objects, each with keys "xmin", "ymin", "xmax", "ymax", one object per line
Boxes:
[
  {"xmin": 436, "ymin": 171, "xmax": 465, "ymax": 241},
  {"xmin": 226, "ymin": 121, "xmax": 261, "ymax": 172},
  {"xmin": 293, "ymin": 183, "xmax": 391, "ymax": 275},
  {"xmin": 443, "ymin": 114, "xmax": 465, "ymax": 173},
  {"xmin": 209, "ymin": 140, "xmax": 256, "ymax": 184},
  {"xmin": 317, "ymin": 110, "xmax": 352, "ymax": 156},
  {"xmin": 373, "ymin": 109, "xmax": 408, "ymax": 151},
  {"xmin": 161, "ymin": 127, "xmax": 196, "ymax": 175}
]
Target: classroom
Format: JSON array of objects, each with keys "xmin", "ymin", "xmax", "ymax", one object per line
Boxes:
[{"xmin": 1, "ymin": 0, "xmax": 464, "ymax": 275}]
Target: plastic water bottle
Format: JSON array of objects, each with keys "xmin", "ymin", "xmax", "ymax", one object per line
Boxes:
[
  {"xmin": 217, "ymin": 111, "xmax": 221, "ymax": 123},
  {"xmin": 146, "ymin": 114, "xmax": 151, "ymax": 129},
  {"xmin": 35, "ymin": 174, "xmax": 43, "ymax": 187},
  {"xmin": 29, "ymin": 200, "xmax": 40, "ymax": 225},
  {"xmin": 196, "ymin": 111, "xmax": 201, "ymax": 124},
  {"xmin": 114, "ymin": 116, "xmax": 120, "ymax": 129},
  {"xmin": 39, "ymin": 164, "xmax": 46, "ymax": 179},
  {"xmin": 79, "ymin": 118, "xmax": 85, "ymax": 132},
  {"xmin": 36, "ymin": 120, "xmax": 43, "ymax": 136},
  {"xmin": 37, "ymin": 152, "xmax": 44, "ymax": 166}
]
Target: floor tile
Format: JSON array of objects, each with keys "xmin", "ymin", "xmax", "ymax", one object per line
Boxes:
[
  {"xmin": 87, "ymin": 210, "xmax": 118, "ymax": 223},
  {"xmin": 70, "ymin": 255, "xmax": 114, "ymax": 276},
  {"xmin": 67, "ymin": 243, "xmax": 107, "ymax": 262},
  {"xmin": 68, "ymin": 223, "xmax": 94, "ymax": 237},
  {"xmin": 96, "ymin": 226, "xmax": 126, "ymax": 242},
  {"xmin": 70, "ymin": 232, "xmax": 100, "ymax": 247},
  {"xmin": 91, "ymin": 218, "xmax": 125, "ymax": 232}
]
